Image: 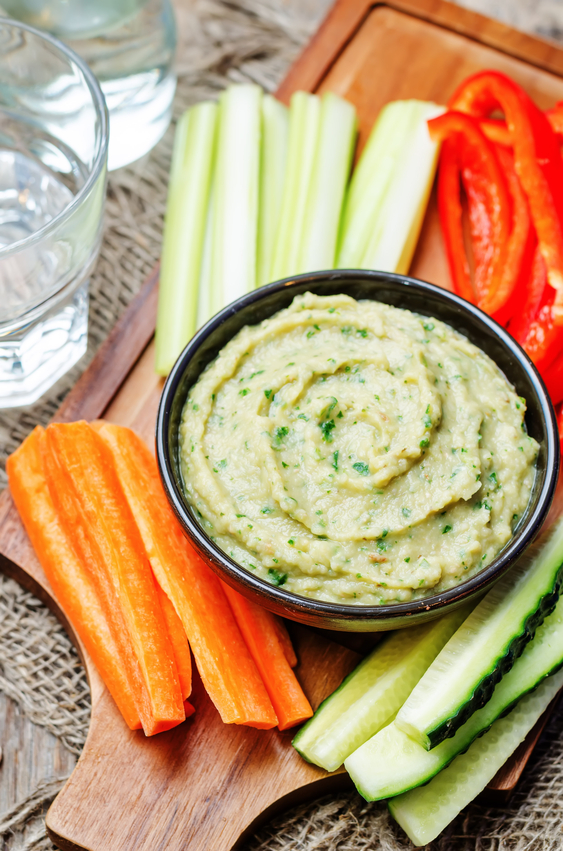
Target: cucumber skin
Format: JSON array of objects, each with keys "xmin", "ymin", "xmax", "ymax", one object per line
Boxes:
[
  {"xmin": 351, "ymin": 654, "xmax": 563, "ymax": 801},
  {"xmin": 426, "ymin": 567, "xmax": 563, "ymax": 748}
]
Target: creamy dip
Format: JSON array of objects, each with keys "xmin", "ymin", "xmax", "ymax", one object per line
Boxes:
[{"xmin": 179, "ymin": 293, "xmax": 538, "ymax": 605}]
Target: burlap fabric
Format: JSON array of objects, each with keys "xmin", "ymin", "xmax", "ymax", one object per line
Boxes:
[{"xmin": 1, "ymin": 0, "xmax": 563, "ymax": 849}]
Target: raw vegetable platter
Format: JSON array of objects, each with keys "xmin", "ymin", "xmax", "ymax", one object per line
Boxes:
[{"xmin": 2, "ymin": 0, "xmax": 563, "ymax": 848}]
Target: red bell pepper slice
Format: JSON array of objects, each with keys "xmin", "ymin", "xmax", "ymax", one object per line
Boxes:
[
  {"xmin": 508, "ymin": 245, "xmax": 563, "ymax": 373},
  {"xmin": 479, "ymin": 118, "xmax": 511, "ymax": 147},
  {"xmin": 491, "ymin": 145, "xmax": 535, "ymax": 326},
  {"xmin": 545, "ymin": 369, "xmax": 563, "ymax": 412},
  {"xmin": 508, "ymin": 244, "xmax": 545, "ymax": 343},
  {"xmin": 546, "ymin": 103, "xmax": 563, "ymax": 142},
  {"xmin": 434, "ymin": 137, "xmax": 474, "ymax": 303},
  {"xmin": 428, "ymin": 111, "xmax": 513, "ymax": 312},
  {"xmin": 449, "ymin": 70, "xmax": 563, "ymax": 324}
]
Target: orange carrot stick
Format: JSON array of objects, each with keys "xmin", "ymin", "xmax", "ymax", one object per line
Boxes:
[
  {"xmin": 6, "ymin": 427, "xmax": 141, "ymax": 730},
  {"xmin": 43, "ymin": 422, "xmax": 185, "ymax": 735},
  {"xmin": 96, "ymin": 421, "xmax": 277, "ymax": 729},
  {"xmin": 156, "ymin": 583, "xmax": 192, "ymax": 700},
  {"xmin": 272, "ymin": 616, "xmax": 298, "ymax": 668},
  {"xmin": 222, "ymin": 584, "xmax": 313, "ymax": 731}
]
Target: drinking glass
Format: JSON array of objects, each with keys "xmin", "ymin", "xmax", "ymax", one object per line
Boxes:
[
  {"xmin": 0, "ymin": 20, "xmax": 108, "ymax": 407},
  {"xmin": 2, "ymin": 0, "xmax": 177, "ymax": 170}
]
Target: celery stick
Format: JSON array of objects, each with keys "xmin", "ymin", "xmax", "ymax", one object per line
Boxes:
[
  {"xmin": 256, "ymin": 95, "xmax": 289, "ymax": 288},
  {"xmin": 297, "ymin": 92, "xmax": 357, "ymax": 274},
  {"xmin": 337, "ymin": 101, "xmax": 417, "ymax": 269},
  {"xmin": 210, "ymin": 84, "xmax": 262, "ymax": 314},
  {"xmin": 337, "ymin": 100, "xmax": 444, "ymax": 274},
  {"xmin": 270, "ymin": 91, "xmax": 321, "ymax": 282},
  {"xmin": 155, "ymin": 101, "xmax": 217, "ymax": 375},
  {"xmin": 196, "ymin": 183, "xmax": 214, "ymax": 329}
]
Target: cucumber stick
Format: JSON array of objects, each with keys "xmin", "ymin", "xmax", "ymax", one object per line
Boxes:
[
  {"xmin": 292, "ymin": 605, "xmax": 471, "ymax": 771},
  {"xmin": 395, "ymin": 516, "xmax": 563, "ymax": 750},
  {"xmin": 345, "ymin": 592, "xmax": 563, "ymax": 800},
  {"xmin": 389, "ymin": 667, "xmax": 563, "ymax": 846}
]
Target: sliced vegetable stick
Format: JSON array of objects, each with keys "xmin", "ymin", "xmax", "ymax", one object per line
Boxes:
[
  {"xmin": 272, "ymin": 616, "xmax": 298, "ymax": 668},
  {"xmin": 6, "ymin": 427, "xmax": 141, "ymax": 731},
  {"xmin": 96, "ymin": 422, "xmax": 278, "ymax": 729},
  {"xmin": 156, "ymin": 582, "xmax": 192, "ymax": 700},
  {"xmin": 155, "ymin": 101, "xmax": 217, "ymax": 375},
  {"xmin": 257, "ymin": 94, "xmax": 289, "ymax": 288},
  {"xmin": 222, "ymin": 584, "xmax": 313, "ymax": 731},
  {"xmin": 44, "ymin": 422, "xmax": 185, "ymax": 736}
]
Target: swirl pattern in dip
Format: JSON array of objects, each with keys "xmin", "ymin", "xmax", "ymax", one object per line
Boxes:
[{"xmin": 179, "ymin": 293, "xmax": 538, "ymax": 605}]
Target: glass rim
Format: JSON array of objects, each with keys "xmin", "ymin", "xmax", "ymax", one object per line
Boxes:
[{"xmin": 0, "ymin": 16, "xmax": 109, "ymax": 258}]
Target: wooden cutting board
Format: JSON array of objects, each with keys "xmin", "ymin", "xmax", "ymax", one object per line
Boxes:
[{"xmin": 1, "ymin": 1, "xmax": 563, "ymax": 847}]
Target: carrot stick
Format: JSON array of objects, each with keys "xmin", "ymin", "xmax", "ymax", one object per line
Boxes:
[
  {"xmin": 271, "ymin": 616, "xmax": 298, "ymax": 668},
  {"xmin": 43, "ymin": 422, "xmax": 185, "ymax": 736},
  {"xmin": 6, "ymin": 427, "xmax": 141, "ymax": 730},
  {"xmin": 96, "ymin": 422, "xmax": 277, "ymax": 729},
  {"xmin": 222, "ymin": 584, "xmax": 313, "ymax": 731},
  {"xmin": 156, "ymin": 583, "xmax": 192, "ymax": 700}
]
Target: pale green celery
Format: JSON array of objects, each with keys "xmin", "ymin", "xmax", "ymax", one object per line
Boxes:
[
  {"xmin": 256, "ymin": 95, "xmax": 289, "ymax": 288},
  {"xmin": 296, "ymin": 92, "xmax": 357, "ymax": 274},
  {"xmin": 196, "ymin": 183, "xmax": 214, "ymax": 329},
  {"xmin": 337, "ymin": 100, "xmax": 444, "ymax": 274},
  {"xmin": 155, "ymin": 101, "xmax": 217, "ymax": 375},
  {"xmin": 337, "ymin": 101, "xmax": 416, "ymax": 268},
  {"xmin": 269, "ymin": 91, "xmax": 321, "ymax": 281},
  {"xmin": 209, "ymin": 84, "xmax": 262, "ymax": 315},
  {"xmin": 388, "ymin": 667, "xmax": 563, "ymax": 846}
]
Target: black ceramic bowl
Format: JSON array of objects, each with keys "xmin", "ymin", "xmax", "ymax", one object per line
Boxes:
[{"xmin": 156, "ymin": 270, "xmax": 560, "ymax": 632}]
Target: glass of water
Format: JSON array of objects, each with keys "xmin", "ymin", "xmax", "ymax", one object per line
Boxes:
[
  {"xmin": 2, "ymin": 0, "xmax": 176, "ymax": 171},
  {"xmin": 0, "ymin": 20, "xmax": 108, "ymax": 407}
]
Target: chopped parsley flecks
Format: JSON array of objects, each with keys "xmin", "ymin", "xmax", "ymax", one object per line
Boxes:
[
  {"xmin": 320, "ymin": 419, "xmax": 336, "ymax": 442},
  {"xmin": 268, "ymin": 568, "xmax": 288, "ymax": 586},
  {"xmin": 272, "ymin": 426, "xmax": 289, "ymax": 447},
  {"xmin": 353, "ymin": 461, "xmax": 369, "ymax": 476}
]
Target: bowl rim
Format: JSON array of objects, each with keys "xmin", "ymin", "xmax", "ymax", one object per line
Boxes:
[{"xmin": 156, "ymin": 269, "xmax": 560, "ymax": 623}]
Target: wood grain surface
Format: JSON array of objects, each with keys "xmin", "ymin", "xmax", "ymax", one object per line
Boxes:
[{"xmin": 1, "ymin": 0, "xmax": 563, "ymax": 848}]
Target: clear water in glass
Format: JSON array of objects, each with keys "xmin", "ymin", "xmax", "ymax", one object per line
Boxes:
[
  {"xmin": 0, "ymin": 21, "xmax": 108, "ymax": 407},
  {"xmin": 2, "ymin": 0, "xmax": 177, "ymax": 170}
]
